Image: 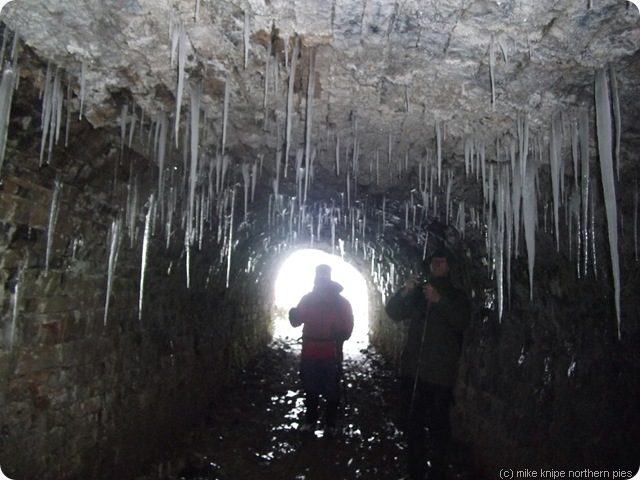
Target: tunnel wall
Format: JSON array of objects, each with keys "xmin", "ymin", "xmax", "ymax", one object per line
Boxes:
[
  {"xmin": 453, "ymin": 231, "xmax": 640, "ymax": 476},
  {"xmin": 0, "ymin": 77, "xmax": 273, "ymax": 479}
]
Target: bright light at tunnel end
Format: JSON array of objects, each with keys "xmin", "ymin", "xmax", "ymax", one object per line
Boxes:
[{"xmin": 273, "ymin": 249, "xmax": 369, "ymax": 355}]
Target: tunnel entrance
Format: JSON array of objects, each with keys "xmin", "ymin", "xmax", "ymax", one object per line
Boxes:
[{"xmin": 273, "ymin": 249, "xmax": 369, "ymax": 355}]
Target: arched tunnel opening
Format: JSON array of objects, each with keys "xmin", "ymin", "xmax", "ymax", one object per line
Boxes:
[
  {"xmin": 273, "ymin": 248, "xmax": 370, "ymax": 354},
  {"xmin": 0, "ymin": 3, "xmax": 639, "ymax": 480}
]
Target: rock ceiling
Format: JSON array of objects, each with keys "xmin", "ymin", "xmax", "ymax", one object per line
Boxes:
[{"xmin": 1, "ymin": 0, "xmax": 640, "ymax": 188}]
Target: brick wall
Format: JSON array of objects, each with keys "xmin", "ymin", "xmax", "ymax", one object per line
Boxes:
[{"xmin": 0, "ymin": 72, "xmax": 273, "ymax": 479}]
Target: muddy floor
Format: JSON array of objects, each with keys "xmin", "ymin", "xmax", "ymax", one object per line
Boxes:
[{"xmin": 135, "ymin": 336, "xmax": 481, "ymax": 480}]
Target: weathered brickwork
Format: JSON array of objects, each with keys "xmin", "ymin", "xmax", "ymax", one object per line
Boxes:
[{"xmin": 0, "ymin": 76, "xmax": 274, "ymax": 479}]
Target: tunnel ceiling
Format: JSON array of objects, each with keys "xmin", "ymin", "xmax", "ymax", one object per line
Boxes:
[{"xmin": 2, "ymin": 0, "xmax": 640, "ymax": 189}]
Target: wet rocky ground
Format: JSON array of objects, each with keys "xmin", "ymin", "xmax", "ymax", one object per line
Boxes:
[{"xmin": 135, "ymin": 336, "xmax": 480, "ymax": 480}]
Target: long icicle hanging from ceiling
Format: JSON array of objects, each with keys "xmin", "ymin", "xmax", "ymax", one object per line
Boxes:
[
  {"xmin": 174, "ymin": 21, "xmax": 186, "ymax": 147},
  {"xmin": 594, "ymin": 67, "xmax": 621, "ymax": 339},
  {"xmin": 284, "ymin": 36, "xmax": 299, "ymax": 179}
]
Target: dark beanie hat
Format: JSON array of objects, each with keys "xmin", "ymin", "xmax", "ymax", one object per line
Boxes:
[
  {"xmin": 429, "ymin": 245, "xmax": 456, "ymax": 265},
  {"xmin": 315, "ymin": 264, "xmax": 332, "ymax": 281}
]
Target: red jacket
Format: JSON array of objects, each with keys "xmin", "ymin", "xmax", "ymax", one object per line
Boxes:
[{"xmin": 290, "ymin": 280, "xmax": 354, "ymax": 360}]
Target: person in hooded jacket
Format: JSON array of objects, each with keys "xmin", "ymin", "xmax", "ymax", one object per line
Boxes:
[
  {"xmin": 289, "ymin": 264, "xmax": 354, "ymax": 437},
  {"xmin": 385, "ymin": 246, "xmax": 471, "ymax": 480}
]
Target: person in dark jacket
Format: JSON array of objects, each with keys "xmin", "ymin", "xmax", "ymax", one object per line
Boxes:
[
  {"xmin": 289, "ymin": 264, "xmax": 354, "ymax": 437},
  {"xmin": 385, "ymin": 246, "xmax": 470, "ymax": 480}
]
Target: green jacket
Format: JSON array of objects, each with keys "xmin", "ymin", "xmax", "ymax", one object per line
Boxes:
[{"xmin": 385, "ymin": 276, "xmax": 470, "ymax": 387}]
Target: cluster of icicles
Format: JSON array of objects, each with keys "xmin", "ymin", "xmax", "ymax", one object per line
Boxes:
[
  {"xmin": 459, "ymin": 66, "xmax": 623, "ymax": 338},
  {"xmin": 0, "ymin": 18, "xmax": 628, "ymax": 342}
]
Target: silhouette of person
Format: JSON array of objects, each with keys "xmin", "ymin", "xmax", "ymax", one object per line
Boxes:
[
  {"xmin": 289, "ymin": 264, "xmax": 354, "ymax": 437},
  {"xmin": 385, "ymin": 246, "xmax": 471, "ymax": 480}
]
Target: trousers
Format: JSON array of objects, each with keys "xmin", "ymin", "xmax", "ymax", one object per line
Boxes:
[
  {"xmin": 300, "ymin": 358, "xmax": 341, "ymax": 427},
  {"xmin": 400, "ymin": 377, "xmax": 454, "ymax": 480}
]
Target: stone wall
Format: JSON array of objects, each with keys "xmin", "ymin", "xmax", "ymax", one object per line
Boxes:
[
  {"xmin": 454, "ymin": 232, "xmax": 640, "ymax": 476},
  {"xmin": 0, "ymin": 74, "xmax": 273, "ymax": 479}
]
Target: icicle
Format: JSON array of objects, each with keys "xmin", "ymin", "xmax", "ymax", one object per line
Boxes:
[
  {"xmin": 79, "ymin": 60, "xmax": 87, "ymax": 120},
  {"xmin": 595, "ymin": 68, "xmax": 621, "ymax": 339},
  {"xmin": 226, "ymin": 187, "xmax": 236, "ymax": 288},
  {"xmin": 0, "ymin": 64, "xmax": 17, "ymax": 173},
  {"xmin": 274, "ymin": 52, "xmax": 279, "ymax": 98},
  {"xmin": 495, "ymin": 168, "xmax": 506, "ymax": 321},
  {"xmin": 9, "ymin": 260, "xmax": 24, "ymax": 350},
  {"xmin": 609, "ymin": 65, "xmax": 621, "ymax": 179},
  {"xmin": 274, "ymin": 149, "xmax": 281, "ymax": 200},
  {"xmin": 139, "ymin": 194, "xmax": 155, "ymax": 320},
  {"xmin": 336, "ymin": 134, "xmax": 340, "ymax": 176},
  {"xmin": 41, "ymin": 66, "xmax": 63, "ymax": 165},
  {"xmin": 128, "ymin": 107, "xmax": 136, "ymax": 148},
  {"xmin": 295, "ymin": 147, "xmax": 304, "ymax": 208},
  {"xmin": 120, "ymin": 103, "xmax": 127, "ymax": 158},
  {"xmin": 199, "ymin": 189, "xmax": 206, "ymax": 250},
  {"xmin": 166, "ymin": 186, "xmax": 175, "ymax": 250},
  {"xmin": 64, "ymin": 78, "xmax": 71, "ymax": 148},
  {"xmin": 126, "ymin": 175, "xmax": 139, "ymax": 248},
  {"xmin": 174, "ymin": 22, "xmax": 186, "ymax": 147},
  {"xmin": 303, "ymin": 47, "xmax": 316, "ymax": 204},
  {"xmin": 45, "ymin": 179, "xmax": 63, "ymax": 276},
  {"xmin": 510, "ymin": 138, "xmax": 522, "ymax": 256},
  {"xmin": 222, "ymin": 75, "xmax": 230, "ymax": 155},
  {"xmin": 242, "ymin": 162, "xmax": 250, "ymax": 224},
  {"xmin": 251, "ymin": 161, "xmax": 257, "ymax": 202},
  {"xmin": 263, "ymin": 41, "xmax": 271, "ymax": 131},
  {"xmin": 221, "ymin": 154, "xmax": 229, "ymax": 194},
  {"xmin": 157, "ymin": 113, "xmax": 167, "ymax": 212},
  {"xmin": 139, "ymin": 108, "xmax": 145, "ymax": 144},
  {"xmin": 579, "ymin": 107, "xmax": 590, "ymax": 276},
  {"xmin": 489, "ymin": 33, "xmax": 496, "ymax": 109},
  {"xmin": 464, "ymin": 138, "xmax": 472, "ymax": 178},
  {"xmin": 39, "ymin": 63, "xmax": 53, "ymax": 166},
  {"xmin": 284, "ymin": 37, "xmax": 299, "ymax": 178},
  {"xmin": 188, "ymin": 84, "xmax": 201, "ymax": 244},
  {"xmin": 549, "ymin": 114, "xmax": 561, "ymax": 251},
  {"xmin": 104, "ymin": 217, "xmax": 122, "ymax": 325},
  {"xmin": 522, "ymin": 158, "xmax": 537, "ymax": 300},
  {"xmin": 243, "ymin": 10, "xmax": 250, "ymax": 69}
]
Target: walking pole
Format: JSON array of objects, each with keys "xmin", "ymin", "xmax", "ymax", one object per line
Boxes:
[{"xmin": 409, "ymin": 302, "xmax": 431, "ymax": 416}]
